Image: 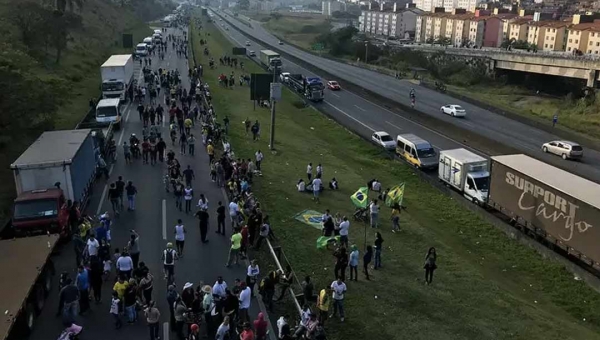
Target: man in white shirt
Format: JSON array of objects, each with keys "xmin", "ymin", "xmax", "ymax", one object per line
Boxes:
[
  {"xmin": 369, "ymin": 199, "xmax": 379, "ymax": 228},
  {"xmin": 371, "ymin": 179, "xmax": 381, "ymax": 193},
  {"xmin": 212, "ymin": 276, "xmax": 228, "ymax": 301},
  {"xmin": 297, "ymin": 179, "xmax": 306, "ymax": 192},
  {"xmin": 86, "ymin": 235, "xmax": 100, "ymax": 259},
  {"xmin": 116, "ymin": 252, "xmax": 134, "ymax": 279},
  {"xmin": 338, "ymin": 217, "xmax": 350, "ymax": 248},
  {"xmin": 223, "ymin": 141, "xmax": 231, "ymax": 154},
  {"xmin": 255, "ymin": 150, "xmax": 264, "ymax": 170},
  {"xmin": 294, "ymin": 304, "xmax": 312, "ymax": 338},
  {"xmin": 306, "ymin": 163, "xmax": 313, "ymax": 181},
  {"xmin": 316, "ymin": 163, "xmax": 323, "ymax": 177},
  {"xmin": 238, "ymin": 282, "xmax": 251, "ymax": 323},
  {"xmin": 330, "ymin": 278, "xmax": 347, "ymax": 322},
  {"xmin": 277, "ymin": 315, "xmax": 290, "ymax": 339},
  {"xmin": 312, "ymin": 177, "xmax": 322, "ymax": 203},
  {"xmin": 228, "ymin": 200, "xmax": 239, "ymax": 228}
]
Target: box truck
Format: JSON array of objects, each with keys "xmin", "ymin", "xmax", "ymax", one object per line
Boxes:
[
  {"xmin": 259, "ymin": 50, "xmax": 282, "ymax": 72},
  {"xmin": 438, "ymin": 149, "xmax": 489, "ymax": 205},
  {"xmin": 488, "ymin": 154, "xmax": 600, "ymax": 267},
  {"xmin": 101, "ymin": 54, "xmax": 134, "ymax": 101},
  {"xmin": 9, "ymin": 130, "xmax": 96, "ymax": 237},
  {"xmin": 0, "ymin": 234, "xmax": 59, "ymax": 339}
]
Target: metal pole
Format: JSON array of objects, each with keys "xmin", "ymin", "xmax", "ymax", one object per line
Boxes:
[
  {"xmin": 269, "ymin": 65, "xmax": 277, "ymax": 150},
  {"xmin": 365, "ymin": 42, "xmax": 368, "ymax": 64}
]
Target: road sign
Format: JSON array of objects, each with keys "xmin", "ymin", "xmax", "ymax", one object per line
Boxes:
[{"xmin": 312, "ymin": 43, "xmax": 324, "ymax": 51}]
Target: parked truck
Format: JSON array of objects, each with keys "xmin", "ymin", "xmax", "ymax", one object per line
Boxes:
[
  {"xmin": 259, "ymin": 50, "xmax": 282, "ymax": 72},
  {"xmin": 101, "ymin": 54, "xmax": 134, "ymax": 101},
  {"xmin": 8, "ymin": 129, "xmax": 97, "ymax": 237},
  {"xmin": 288, "ymin": 74, "xmax": 325, "ymax": 102},
  {"xmin": 488, "ymin": 154, "xmax": 600, "ymax": 267},
  {"xmin": 0, "ymin": 234, "xmax": 59, "ymax": 340},
  {"xmin": 438, "ymin": 149, "xmax": 489, "ymax": 205}
]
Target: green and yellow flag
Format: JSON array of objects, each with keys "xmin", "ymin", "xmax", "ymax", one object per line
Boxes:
[
  {"xmin": 350, "ymin": 187, "xmax": 369, "ymax": 208},
  {"xmin": 385, "ymin": 183, "xmax": 405, "ymax": 207}
]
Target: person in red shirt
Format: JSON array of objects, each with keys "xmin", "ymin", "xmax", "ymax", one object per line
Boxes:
[
  {"xmin": 141, "ymin": 139, "xmax": 150, "ymax": 164},
  {"xmin": 253, "ymin": 312, "xmax": 268, "ymax": 340},
  {"xmin": 240, "ymin": 224, "xmax": 249, "ymax": 259},
  {"xmin": 240, "ymin": 322, "xmax": 255, "ymax": 340}
]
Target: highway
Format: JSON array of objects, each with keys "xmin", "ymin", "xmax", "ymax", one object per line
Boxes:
[
  {"xmin": 212, "ymin": 9, "xmax": 600, "ymax": 183},
  {"xmin": 28, "ymin": 26, "xmax": 267, "ymax": 340}
]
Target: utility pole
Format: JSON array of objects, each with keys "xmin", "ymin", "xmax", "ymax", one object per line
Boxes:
[
  {"xmin": 269, "ymin": 61, "xmax": 277, "ymax": 150},
  {"xmin": 364, "ymin": 41, "xmax": 369, "ymax": 64}
]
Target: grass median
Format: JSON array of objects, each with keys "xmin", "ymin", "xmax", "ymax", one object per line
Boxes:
[{"xmin": 192, "ymin": 16, "xmax": 600, "ymax": 340}]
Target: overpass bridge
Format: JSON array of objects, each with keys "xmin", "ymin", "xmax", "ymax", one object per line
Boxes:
[{"xmin": 401, "ymin": 45, "xmax": 600, "ymax": 87}]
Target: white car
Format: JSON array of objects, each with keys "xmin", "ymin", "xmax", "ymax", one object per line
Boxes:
[
  {"xmin": 248, "ymin": 50, "xmax": 256, "ymax": 57},
  {"xmin": 371, "ymin": 131, "xmax": 395, "ymax": 150},
  {"xmin": 245, "ymin": 41, "xmax": 251, "ymax": 46},
  {"xmin": 280, "ymin": 72, "xmax": 290, "ymax": 83},
  {"xmin": 440, "ymin": 105, "xmax": 466, "ymax": 117},
  {"xmin": 278, "ymin": 41, "xmax": 284, "ymax": 45},
  {"xmin": 542, "ymin": 140, "xmax": 583, "ymax": 160}
]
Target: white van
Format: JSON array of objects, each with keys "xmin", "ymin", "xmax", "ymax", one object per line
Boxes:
[
  {"xmin": 95, "ymin": 98, "xmax": 122, "ymax": 130},
  {"xmin": 153, "ymin": 33, "xmax": 162, "ymax": 44},
  {"xmin": 135, "ymin": 43, "xmax": 148, "ymax": 57},
  {"xmin": 396, "ymin": 134, "xmax": 438, "ymax": 170},
  {"xmin": 143, "ymin": 37, "xmax": 153, "ymax": 50}
]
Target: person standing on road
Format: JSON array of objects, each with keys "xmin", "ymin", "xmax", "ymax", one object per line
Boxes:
[
  {"xmin": 126, "ymin": 181, "xmax": 137, "ymax": 211},
  {"xmin": 184, "ymin": 184, "xmax": 194, "ymax": 214},
  {"xmin": 253, "ymin": 312, "xmax": 268, "ymax": 340},
  {"xmin": 124, "ymin": 279, "xmax": 138, "ymax": 324},
  {"xmin": 145, "ymin": 301, "xmax": 161, "ymax": 340},
  {"xmin": 238, "ymin": 281, "xmax": 251, "ymax": 323},
  {"xmin": 127, "ymin": 230, "xmax": 140, "ymax": 269},
  {"xmin": 157, "ymin": 138, "xmax": 167, "ymax": 163},
  {"xmin": 207, "ymin": 141, "xmax": 215, "ymax": 163},
  {"xmin": 76, "ymin": 265, "xmax": 90, "ymax": 315},
  {"xmin": 174, "ymin": 180, "xmax": 184, "ymax": 211},
  {"xmin": 58, "ymin": 277, "xmax": 79, "ymax": 323},
  {"xmin": 215, "ymin": 316, "xmax": 230, "ymax": 340},
  {"xmin": 216, "ymin": 201, "xmax": 226, "ymax": 236},
  {"xmin": 116, "ymin": 250, "xmax": 134, "ymax": 279},
  {"xmin": 246, "ymin": 259, "xmax": 260, "ymax": 297},
  {"xmin": 166, "ymin": 285, "xmax": 179, "ymax": 331},
  {"xmin": 173, "ymin": 296, "xmax": 187, "ymax": 340},
  {"xmin": 229, "ymin": 199, "xmax": 240, "ymax": 229},
  {"xmin": 183, "ymin": 165, "xmax": 195, "ymax": 187},
  {"xmin": 188, "ymin": 133, "xmax": 196, "ymax": 156},
  {"xmin": 330, "ymin": 277, "xmax": 347, "ymax": 322},
  {"xmin": 226, "ymin": 228, "xmax": 242, "ymax": 267},
  {"xmin": 89, "ymin": 259, "xmax": 103, "ymax": 303},
  {"xmin": 110, "ymin": 291, "xmax": 122, "ymax": 329},
  {"xmin": 108, "ymin": 183, "xmax": 120, "ymax": 215},
  {"xmin": 116, "ymin": 176, "xmax": 125, "ymax": 209},
  {"xmin": 140, "ymin": 270, "xmax": 154, "ymax": 305},
  {"xmin": 174, "ymin": 219, "xmax": 186, "ymax": 256}
]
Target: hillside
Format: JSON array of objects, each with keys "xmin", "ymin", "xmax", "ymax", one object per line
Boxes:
[{"xmin": 0, "ymin": 0, "xmax": 173, "ymax": 220}]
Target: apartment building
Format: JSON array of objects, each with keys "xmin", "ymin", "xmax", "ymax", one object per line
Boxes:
[
  {"xmin": 412, "ymin": 0, "xmax": 482, "ymax": 12},
  {"xmin": 469, "ymin": 17, "xmax": 487, "ymax": 46},
  {"xmin": 360, "ymin": 5, "xmax": 424, "ymax": 38},
  {"xmin": 527, "ymin": 21, "xmax": 568, "ymax": 51},
  {"xmin": 322, "ymin": 1, "xmax": 347, "ymax": 16},
  {"xmin": 507, "ymin": 17, "xmax": 531, "ymax": 41}
]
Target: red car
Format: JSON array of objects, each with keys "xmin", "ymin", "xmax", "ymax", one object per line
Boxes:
[{"xmin": 327, "ymin": 81, "xmax": 341, "ymax": 91}]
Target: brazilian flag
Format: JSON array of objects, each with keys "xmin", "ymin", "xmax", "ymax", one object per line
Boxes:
[
  {"xmin": 350, "ymin": 187, "xmax": 369, "ymax": 208},
  {"xmin": 385, "ymin": 183, "xmax": 405, "ymax": 207}
]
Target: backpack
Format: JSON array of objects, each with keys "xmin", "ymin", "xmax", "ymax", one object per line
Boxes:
[{"xmin": 165, "ymin": 249, "xmax": 174, "ymax": 264}]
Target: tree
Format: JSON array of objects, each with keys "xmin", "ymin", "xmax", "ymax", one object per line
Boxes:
[
  {"xmin": 434, "ymin": 36, "xmax": 451, "ymax": 46},
  {"xmin": 48, "ymin": 10, "xmax": 82, "ymax": 64},
  {"xmin": 9, "ymin": 2, "xmax": 48, "ymax": 49},
  {"xmin": 270, "ymin": 12, "xmax": 282, "ymax": 20},
  {"xmin": 425, "ymin": 37, "xmax": 434, "ymax": 45}
]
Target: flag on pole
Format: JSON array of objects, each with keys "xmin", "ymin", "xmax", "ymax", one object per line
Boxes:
[
  {"xmin": 350, "ymin": 187, "xmax": 369, "ymax": 208},
  {"xmin": 385, "ymin": 183, "xmax": 405, "ymax": 207}
]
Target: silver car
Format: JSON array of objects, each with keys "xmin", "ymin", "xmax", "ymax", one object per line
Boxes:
[{"xmin": 542, "ymin": 140, "xmax": 583, "ymax": 160}]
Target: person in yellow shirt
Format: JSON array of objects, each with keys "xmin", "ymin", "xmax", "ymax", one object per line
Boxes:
[
  {"xmin": 316, "ymin": 287, "xmax": 330, "ymax": 326},
  {"xmin": 184, "ymin": 118, "xmax": 193, "ymax": 135},
  {"xmin": 113, "ymin": 276, "xmax": 129, "ymax": 302},
  {"xmin": 226, "ymin": 228, "xmax": 242, "ymax": 267},
  {"xmin": 207, "ymin": 143, "xmax": 215, "ymax": 163},
  {"xmin": 391, "ymin": 204, "xmax": 401, "ymax": 233}
]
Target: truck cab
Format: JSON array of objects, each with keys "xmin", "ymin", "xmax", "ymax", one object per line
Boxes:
[
  {"xmin": 463, "ymin": 171, "xmax": 489, "ymax": 204},
  {"xmin": 439, "ymin": 148, "xmax": 489, "ymax": 204},
  {"xmin": 135, "ymin": 43, "xmax": 148, "ymax": 57},
  {"xmin": 304, "ymin": 77, "xmax": 325, "ymax": 102},
  {"xmin": 95, "ymin": 98, "xmax": 122, "ymax": 130},
  {"xmin": 11, "ymin": 187, "xmax": 69, "ymax": 237}
]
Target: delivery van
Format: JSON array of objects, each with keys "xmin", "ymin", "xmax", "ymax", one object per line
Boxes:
[
  {"xmin": 135, "ymin": 43, "xmax": 148, "ymax": 57},
  {"xmin": 396, "ymin": 134, "xmax": 438, "ymax": 170},
  {"xmin": 143, "ymin": 37, "xmax": 153, "ymax": 50}
]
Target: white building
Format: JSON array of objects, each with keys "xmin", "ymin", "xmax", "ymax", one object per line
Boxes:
[
  {"xmin": 360, "ymin": 4, "xmax": 424, "ymax": 37},
  {"xmin": 322, "ymin": 1, "xmax": 347, "ymax": 16},
  {"xmin": 412, "ymin": 0, "xmax": 481, "ymax": 12}
]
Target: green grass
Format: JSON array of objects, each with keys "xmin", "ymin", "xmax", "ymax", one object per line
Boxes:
[
  {"xmin": 193, "ymin": 16, "xmax": 600, "ymax": 340},
  {"xmin": 0, "ymin": 0, "xmax": 154, "ymax": 220},
  {"xmin": 247, "ymin": 12, "xmax": 331, "ymax": 50}
]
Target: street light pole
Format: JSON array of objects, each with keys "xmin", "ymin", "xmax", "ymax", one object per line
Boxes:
[
  {"xmin": 269, "ymin": 63, "xmax": 277, "ymax": 150},
  {"xmin": 364, "ymin": 41, "xmax": 368, "ymax": 64}
]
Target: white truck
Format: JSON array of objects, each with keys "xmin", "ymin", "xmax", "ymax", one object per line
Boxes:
[
  {"xmin": 101, "ymin": 54, "xmax": 134, "ymax": 101},
  {"xmin": 95, "ymin": 98, "xmax": 122, "ymax": 130},
  {"xmin": 438, "ymin": 148, "xmax": 489, "ymax": 205}
]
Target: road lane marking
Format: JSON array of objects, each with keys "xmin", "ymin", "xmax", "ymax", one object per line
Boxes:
[
  {"xmin": 354, "ymin": 105, "xmax": 366, "ymax": 111},
  {"xmin": 324, "ymin": 101, "xmax": 375, "ymax": 132},
  {"xmin": 385, "ymin": 121, "xmax": 402, "ymax": 131},
  {"xmin": 162, "ymin": 199, "xmax": 167, "ymax": 240},
  {"xmin": 330, "ymin": 92, "xmax": 340, "ymax": 98},
  {"xmin": 163, "ymin": 322, "xmax": 170, "ymax": 340}
]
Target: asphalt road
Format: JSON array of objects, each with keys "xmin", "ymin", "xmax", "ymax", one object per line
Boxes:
[
  {"xmin": 213, "ymin": 9, "xmax": 600, "ymax": 183},
  {"xmin": 29, "ymin": 26, "xmax": 267, "ymax": 340}
]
